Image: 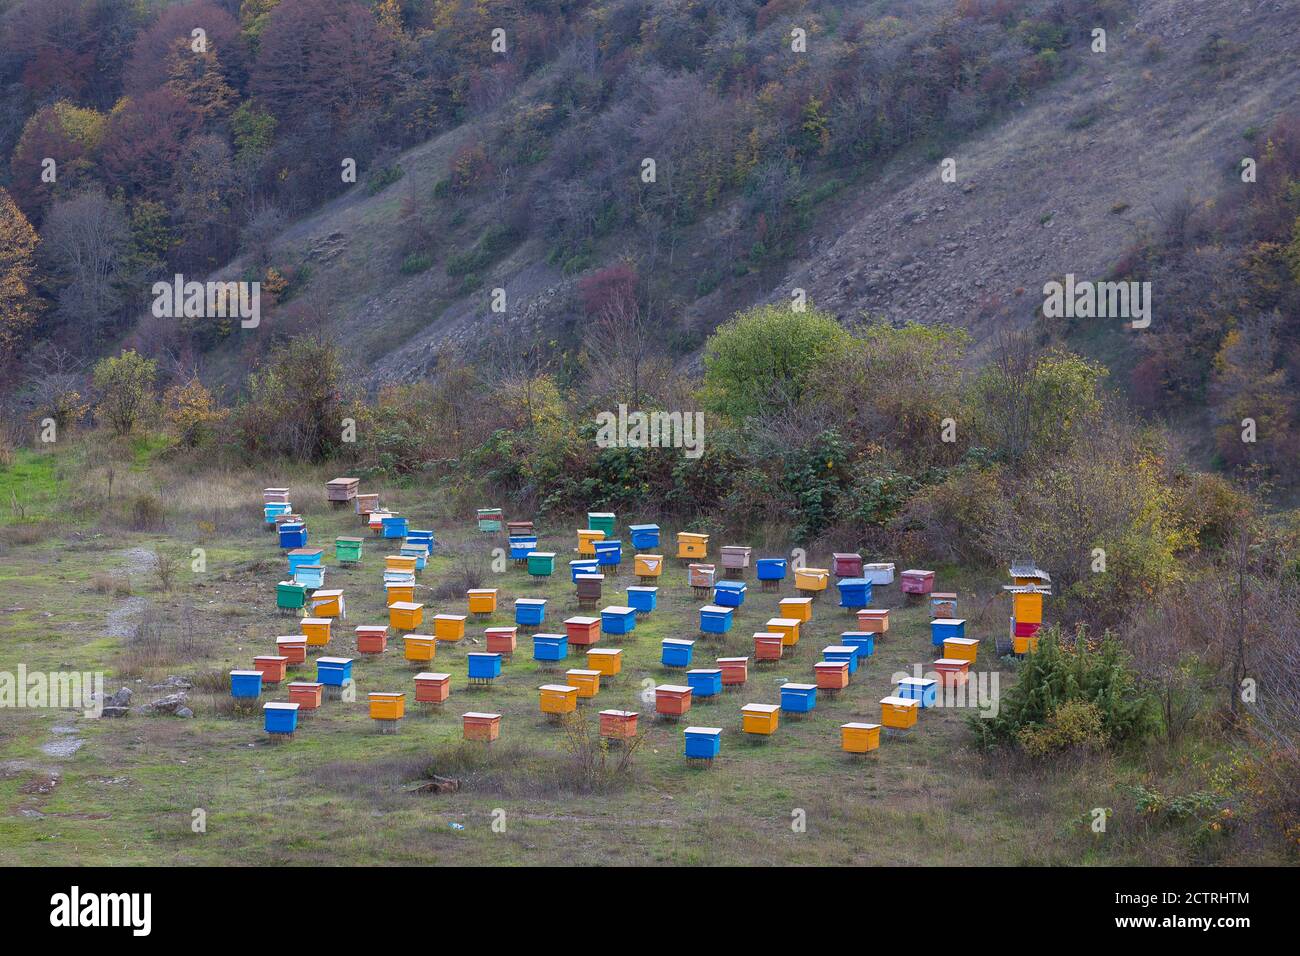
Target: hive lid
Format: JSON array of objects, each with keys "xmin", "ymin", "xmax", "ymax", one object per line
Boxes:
[
  {"xmin": 780, "ymin": 596, "xmax": 812, "ymax": 604},
  {"xmin": 540, "ymin": 684, "xmax": 579, "ymax": 694},
  {"xmin": 467, "ymin": 588, "xmax": 499, "ymax": 596},
  {"xmin": 752, "ymin": 632, "xmax": 782, "ymax": 640},
  {"xmin": 515, "ymin": 598, "xmax": 547, "ymax": 605},
  {"xmin": 897, "ymin": 677, "xmax": 936, "ymax": 687},
  {"xmin": 901, "ymin": 568, "xmax": 935, "ymax": 576},
  {"xmin": 575, "ymin": 573, "xmax": 605, "ymax": 582},
  {"xmin": 565, "ymin": 668, "xmax": 600, "ymax": 677},
  {"xmin": 677, "ymin": 532, "xmax": 708, "ymax": 539},
  {"xmin": 862, "ymin": 562, "xmax": 895, "ymax": 571},
  {"xmin": 276, "ymin": 635, "xmax": 307, "ymax": 644},
  {"xmin": 766, "ymin": 618, "xmax": 800, "ymax": 626},
  {"xmin": 687, "ymin": 668, "xmax": 722, "ymax": 675},
  {"xmin": 628, "ymin": 524, "xmax": 658, "ymax": 531},
  {"xmin": 528, "ymin": 551, "xmax": 557, "ymax": 558},
  {"xmin": 944, "ymin": 637, "xmax": 979, "ymax": 646},
  {"xmin": 656, "ymin": 684, "xmax": 691, "ymax": 694},
  {"xmin": 602, "ymin": 605, "xmax": 635, "ymax": 615},
  {"xmin": 841, "ymin": 722, "xmax": 880, "ymax": 730},
  {"xmin": 316, "ymin": 656, "xmax": 353, "ymax": 665},
  {"xmin": 743, "ymin": 703, "xmax": 780, "ymax": 714},
  {"xmin": 932, "ymin": 658, "xmax": 970, "ymax": 667},
  {"xmin": 822, "ymin": 646, "xmax": 855, "ymax": 654},
  {"xmin": 287, "ymin": 681, "xmax": 322, "ymax": 689},
  {"xmin": 781, "ymin": 683, "xmax": 817, "ymax": 691},
  {"xmin": 462, "ymin": 712, "xmax": 501, "ymax": 720},
  {"xmin": 833, "ymin": 552, "xmax": 861, "ymax": 560},
  {"xmin": 881, "ymin": 695, "xmax": 919, "ymax": 707},
  {"xmin": 484, "ymin": 626, "xmax": 517, "ymax": 635},
  {"xmin": 814, "ymin": 661, "xmax": 848, "ymax": 670},
  {"xmin": 368, "ymin": 692, "xmax": 405, "ymax": 700},
  {"xmin": 662, "ymin": 638, "xmax": 695, "ymax": 646},
  {"xmin": 254, "ymin": 655, "xmax": 289, "ymax": 663},
  {"xmin": 532, "ymin": 632, "xmax": 566, "ymax": 640},
  {"xmin": 931, "ymin": 591, "xmax": 958, "ymax": 599},
  {"xmin": 627, "ymin": 586, "xmax": 658, "ymax": 594},
  {"xmin": 355, "ymin": 624, "xmax": 387, "ymax": 633},
  {"xmin": 264, "ymin": 702, "xmax": 299, "ymax": 711},
  {"xmin": 467, "ymin": 652, "xmax": 501, "ymax": 660},
  {"xmin": 931, "ymin": 618, "xmax": 966, "ymax": 626},
  {"xmin": 230, "ymin": 670, "xmax": 262, "ymax": 677},
  {"xmin": 566, "ymin": 616, "xmax": 599, "ymax": 626},
  {"xmin": 389, "ymin": 601, "xmax": 423, "ymax": 611},
  {"xmin": 403, "ymin": 633, "xmax": 436, "ymax": 642},
  {"xmin": 717, "ymin": 656, "xmax": 750, "ymax": 663},
  {"xmin": 699, "ymin": 605, "xmax": 731, "ymax": 614},
  {"xmin": 836, "ymin": 578, "xmax": 871, "ymax": 587},
  {"xmin": 434, "ymin": 613, "xmax": 467, "ymax": 622},
  {"xmin": 839, "ymin": 632, "xmax": 874, "ymax": 639},
  {"xmin": 684, "ymin": 726, "xmax": 722, "ymax": 736},
  {"xmin": 300, "ymin": 617, "xmax": 331, "ymax": 626},
  {"xmin": 587, "ymin": 648, "xmax": 621, "ymax": 656},
  {"xmin": 599, "ymin": 709, "xmax": 638, "ymax": 718},
  {"xmin": 414, "ymin": 672, "xmax": 451, "ymax": 681},
  {"xmin": 335, "ymin": 536, "xmax": 363, "ymax": 543}
]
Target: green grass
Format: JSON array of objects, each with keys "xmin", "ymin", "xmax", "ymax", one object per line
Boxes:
[{"xmin": 0, "ymin": 448, "xmax": 62, "ymax": 524}]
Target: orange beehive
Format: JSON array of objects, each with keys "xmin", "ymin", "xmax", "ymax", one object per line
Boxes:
[
  {"xmin": 880, "ymin": 695, "xmax": 919, "ymax": 729},
  {"xmin": 355, "ymin": 624, "xmax": 388, "ymax": 654},
  {"xmin": 856, "ymin": 609, "xmax": 890, "ymax": 634},
  {"xmin": 368, "ymin": 692, "xmax": 405, "ymax": 721},
  {"xmin": 1013, "ymin": 634, "xmax": 1040, "ymax": 655},
  {"xmin": 287, "ymin": 681, "xmax": 323, "ymax": 710},
  {"xmin": 943, "ymin": 636, "xmax": 979, "ymax": 663},
  {"xmin": 539, "ymin": 684, "xmax": 579, "ymax": 716},
  {"xmin": 565, "ymin": 616, "xmax": 601, "ymax": 648},
  {"xmin": 599, "ymin": 709, "xmax": 639, "ymax": 739},
  {"xmin": 276, "ymin": 635, "xmax": 307, "ymax": 665},
  {"xmin": 485, "ymin": 626, "xmax": 517, "ymax": 655},
  {"xmin": 385, "ymin": 555, "xmax": 418, "ymax": 574},
  {"xmin": 841, "ymin": 722, "xmax": 881, "ymax": 753},
  {"xmin": 586, "ymin": 647, "xmax": 623, "ymax": 677},
  {"xmin": 814, "ymin": 660, "xmax": 850, "ymax": 691},
  {"xmin": 754, "ymin": 633, "xmax": 784, "ymax": 661},
  {"xmin": 655, "ymin": 684, "xmax": 693, "ymax": 717},
  {"xmin": 766, "ymin": 618, "xmax": 801, "ymax": 647},
  {"xmin": 577, "ymin": 528, "xmax": 605, "ymax": 556},
  {"xmin": 385, "ymin": 583, "xmax": 415, "ymax": 606},
  {"xmin": 634, "ymin": 554, "xmax": 663, "ymax": 578},
  {"xmin": 467, "ymin": 588, "xmax": 499, "ymax": 615},
  {"xmin": 565, "ymin": 668, "xmax": 601, "ymax": 699},
  {"xmin": 434, "ymin": 613, "xmax": 467, "ymax": 642},
  {"xmin": 794, "ymin": 568, "xmax": 829, "ymax": 592},
  {"xmin": 932, "ymin": 657, "xmax": 971, "ymax": 687},
  {"xmin": 779, "ymin": 597, "xmax": 813, "ymax": 623},
  {"xmin": 414, "ymin": 672, "xmax": 451, "ymax": 704},
  {"xmin": 388, "ymin": 601, "xmax": 424, "ymax": 631},
  {"xmin": 253, "ymin": 655, "xmax": 289, "ymax": 684},
  {"xmin": 403, "ymin": 634, "xmax": 436, "ymax": 663},
  {"xmin": 309, "ymin": 589, "xmax": 345, "ymax": 618},
  {"xmin": 301, "ymin": 617, "xmax": 332, "ymax": 647},
  {"xmin": 717, "ymin": 657, "xmax": 748, "ymax": 686},
  {"xmin": 741, "ymin": 703, "xmax": 780, "ymax": 735},
  {"xmin": 463, "ymin": 712, "xmax": 501, "ymax": 741}
]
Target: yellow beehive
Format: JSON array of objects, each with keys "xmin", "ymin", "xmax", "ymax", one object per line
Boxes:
[
  {"xmin": 388, "ymin": 601, "xmax": 424, "ymax": 631},
  {"xmin": 586, "ymin": 648, "xmax": 623, "ymax": 677},
  {"xmin": 368, "ymin": 692, "xmax": 405, "ymax": 721},
  {"xmin": 943, "ymin": 636, "xmax": 979, "ymax": 663},
  {"xmin": 434, "ymin": 613, "xmax": 467, "ymax": 642},
  {"xmin": 577, "ymin": 529, "xmax": 605, "ymax": 556},
  {"xmin": 403, "ymin": 634, "xmax": 436, "ymax": 663},
  {"xmin": 742, "ymin": 703, "xmax": 780, "ymax": 735},
  {"xmin": 766, "ymin": 617, "xmax": 801, "ymax": 647},
  {"xmin": 1013, "ymin": 634, "xmax": 1040, "ymax": 655},
  {"xmin": 676, "ymin": 532, "xmax": 709, "ymax": 559},
  {"xmin": 301, "ymin": 617, "xmax": 332, "ymax": 647},
  {"xmin": 1012, "ymin": 591, "xmax": 1043, "ymax": 624},
  {"xmin": 565, "ymin": 668, "xmax": 601, "ymax": 699},
  {"xmin": 385, "ymin": 555, "xmax": 418, "ymax": 574},
  {"xmin": 467, "ymin": 588, "xmax": 499, "ymax": 614},
  {"xmin": 540, "ymin": 684, "xmax": 579, "ymax": 716},
  {"xmin": 634, "ymin": 553, "xmax": 664, "ymax": 578},
  {"xmin": 309, "ymin": 589, "xmax": 345, "ymax": 618},
  {"xmin": 794, "ymin": 568, "xmax": 829, "ymax": 592},
  {"xmin": 880, "ymin": 696, "xmax": 919, "ymax": 729},
  {"xmin": 386, "ymin": 583, "xmax": 415, "ymax": 606},
  {"xmin": 841, "ymin": 722, "xmax": 881, "ymax": 753},
  {"xmin": 779, "ymin": 597, "xmax": 813, "ymax": 623}
]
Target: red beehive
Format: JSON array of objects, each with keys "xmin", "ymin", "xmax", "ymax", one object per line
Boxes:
[
  {"xmin": 599, "ymin": 709, "xmax": 639, "ymax": 739},
  {"xmin": 754, "ymin": 633, "xmax": 784, "ymax": 661},
  {"xmin": 1014, "ymin": 620, "xmax": 1041, "ymax": 637},
  {"xmin": 900, "ymin": 569, "xmax": 936, "ymax": 595},
  {"xmin": 932, "ymin": 658, "xmax": 971, "ymax": 688},
  {"xmin": 717, "ymin": 657, "xmax": 749, "ymax": 686},
  {"xmin": 655, "ymin": 685, "xmax": 693, "ymax": 717},
  {"xmin": 833, "ymin": 552, "xmax": 864, "ymax": 577},
  {"xmin": 276, "ymin": 635, "xmax": 307, "ymax": 665},
  {"xmin": 253, "ymin": 655, "xmax": 288, "ymax": 684},
  {"xmin": 565, "ymin": 616, "xmax": 601, "ymax": 648},
  {"xmin": 414, "ymin": 672, "xmax": 451, "ymax": 704},
  {"xmin": 856, "ymin": 609, "xmax": 890, "ymax": 634},
  {"xmin": 463, "ymin": 712, "xmax": 501, "ymax": 742},
  {"xmin": 355, "ymin": 625, "xmax": 388, "ymax": 654},
  {"xmin": 485, "ymin": 626, "xmax": 518, "ymax": 655},
  {"xmin": 287, "ymin": 681, "xmax": 323, "ymax": 710},
  {"xmin": 814, "ymin": 660, "xmax": 850, "ymax": 691}
]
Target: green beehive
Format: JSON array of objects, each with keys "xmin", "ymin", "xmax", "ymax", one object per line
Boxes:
[
  {"xmin": 477, "ymin": 508, "xmax": 503, "ymax": 532},
  {"xmin": 587, "ymin": 512, "xmax": 616, "ymax": 536},
  {"xmin": 276, "ymin": 581, "xmax": 308, "ymax": 611},
  {"xmin": 335, "ymin": 536, "xmax": 363, "ymax": 565},
  {"xmin": 527, "ymin": 551, "xmax": 556, "ymax": 577}
]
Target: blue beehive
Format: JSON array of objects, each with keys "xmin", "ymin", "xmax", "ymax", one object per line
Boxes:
[
  {"xmin": 279, "ymin": 523, "xmax": 307, "ymax": 549},
  {"xmin": 467, "ymin": 652, "xmax": 502, "ymax": 680},
  {"xmin": 594, "ymin": 540, "xmax": 623, "ymax": 569},
  {"xmin": 629, "ymin": 524, "xmax": 660, "ymax": 550},
  {"xmin": 780, "ymin": 683, "xmax": 818, "ymax": 714},
  {"xmin": 684, "ymin": 726, "xmax": 722, "ymax": 759},
  {"xmin": 897, "ymin": 676, "xmax": 938, "ymax": 708},
  {"xmin": 399, "ymin": 544, "xmax": 427, "ymax": 570},
  {"xmin": 931, "ymin": 618, "xmax": 966, "ymax": 646},
  {"xmin": 264, "ymin": 502, "xmax": 291, "ymax": 524},
  {"xmin": 570, "ymin": 559, "xmax": 600, "ymax": 583},
  {"xmin": 509, "ymin": 535, "xmax": 538, "ymax": 560},
  {"xmin": 626, "ymin": 586, "xmax": 658, "ymax": 614},
  {"xmin": 515, "ymin": 598, "xmax": 547, "ymax": 627},
  {"xmin": 287, "ymin": 549, "xmax": 323, "ymax": 574},
  {"xmin": 712, "ymin": 580, "xmax": 747, "ymax": 608},
  {"xmin": 406, "ymin": 529, "xmax": 435, "ymax": 552},
  {"xmin": 601, "ymin": 605, "xmax": 636, "ymax": 635},
  {"xmin": 263, "ymin": 701, "xmax": 299, "ymax": 734},
  {"xmin": 756, "ymin": 558, "xmax": 787, "ymax": 581},
  {"xmin": 230, "ymin": 670, "xmax": 263, "ymax": 699},
  {"xmin": 381, "ymin": 515, "xmax": 408, "ymax": 539},
  {"xmin": 662, "ymin": 638, "xmax": 695, "ymax": 668},
  {"xmin": 293, "ymin": 564, "xmax": 324, "ymax": 589},
  {"xmin": 687, "ymin": 668, "xmax": 723, "ymax": 698},
  {"xmin": 839, "ymin": 631, "xmax": 876, "ymax": 660},
  {"xmin": 316, "ymin": 657, "xmax": 353, "ymax": 688},
  {"xmin": 699, "ymin": 605, "xmax": 733, "ymax": 634},
  {"xmin": 836, "ymin": 577, "xmax": 873, "ymax": 609},
  {"xmin": 822, "ymin": 645, "xmax": 859, "ymax": 675},
  {"xmin": 533, "ymin": 633, "xmax": 568, "ymax": 662}
]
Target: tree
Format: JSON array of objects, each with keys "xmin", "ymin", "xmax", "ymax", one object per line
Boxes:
[
  {"xmin": 92, "ymin": 350, "xmax": 158, "ymax": 436},
  {"xmin": 40, "ymin": 188, "xmax": 129, "ymax": 332},
  {"xmin": 164, "ymin": 377, "xmax": 226, "ymax": 448},
  {"xmin": 9, "ymin": 101, "xmax": 106, "ymax": 219},
  {"xmin": 0, "ymin": 188, "xmax": 42, "ymax": 364},
  {"xmin": 99, "ymin": 89, "xmax": 201, "ymax": 199}
]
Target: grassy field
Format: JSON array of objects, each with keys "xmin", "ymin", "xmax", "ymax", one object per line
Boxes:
[{"xmin": 0, "ymin": 446, "xmax": 1270, "ymax": 866}]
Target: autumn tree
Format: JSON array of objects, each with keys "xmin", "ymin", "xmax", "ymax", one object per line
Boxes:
[
  {"xmin": 99, "ymin": 89, "xmax": 201, "ymax": 199},
  {"xmin": 9, "ymin": 102, "xmax": 106, "ymax": 219},
  {"xmin": 0, "ymin": 188, "xmax": 41, "ymax": 363},
  {"xmin": 92, "ymin": 349, "xmax": 159, "ymax": 436}
]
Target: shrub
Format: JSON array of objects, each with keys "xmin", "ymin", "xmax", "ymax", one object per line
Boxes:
[{"xmin": 1016, "ymin": 699, "xmax": 1107, "ymax": 757}]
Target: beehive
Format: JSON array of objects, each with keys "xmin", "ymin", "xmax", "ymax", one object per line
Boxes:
[
  {"xmin": 880, "ymin": 695, "xmax": 919, "ymax": 729},
  {"xmin": 753, "ymin": 633, "xmax": 784, "ymax": 662},
  {"xmin": 599, "ymin": 709, "xmax": 639, "ymax": 739},
  {"xmin": 386, "ymin": 554, "xmax": 418, "ymax": 575},
  {"xmin": 780, "ymin": 683, "xmax": 817, "ymax": 714},
  {"xmin": 316, "ymin": 657, "xmax": 353, "ymax": 687},
  {"xmin": 335, "ymin": 536, "xmax": 363, "ymax": 564},
  {"xmin": 515, "ymin": 598, "xmax": 547, "ymax": 628},
  {"xmin": 755, "ymin": 558, "xmax": 787, "ymax": 582},
  {"xmin": 575, "ymin": 573, "xmax": 604, "ymax": 604},
  {"xmin": 688, "ymin": 563, "xmax": 716, "ymax": 589},
  {"xmin": 835, "ymin": 578, "xmax": 872, "ymax": 610},
  {"xmin": 569, "ymin": 559, "xmax": 599, "ymax": 582},
  {"xmin": 814, "ymin": 660, "xmax": 850, "ymax": 691},
  {"xmin": 368, "ymin": 692, "xmax": 405, "ymax": 721},
  {"xmin": 403, "ymin": 634, "xmax": 436, "ymax": 663},
  {"xmin": 633, "ymin": 553, "xmax": 664, "ymax": 579},
  {"xmin": 463, "ymin": 712, "xmax": 501, "ymax": 741},
  {"xmin": 742, "ymin": 703, "xmax": 780, "ymax": 735},
  {"xmin": 862, "ymin": 562, "xmax": 895, "ymax": 585},
  {"xmin": 253, "ymin": 655, "xmax": 288, "ymax": 684},
  {"xmin": 626, "ymin": 586, "xmax": 658, "ymax": 613},
  {"xmin": 508, "ymin": 535, "xmax": 538, "ymax": 561},
  {"xmin": 587, "ymin": 512, "xmax": 616, "ymax": 536},
  {"xmin": 264, "ymin": 702, "xmax": 299, "ymax": 736},
  {"xmin": 655, "ymin": 685, "xmax": 693, "ymax": 717},
  {"xmin": 434, "ymin": 613, "xmax": 467, "ymax": 643},
  {"xmin": 354, "ymin": 493, "xmax": 379, "ymax": 516},
  {"xmin": 565, "ymin": 668, "xmax": 601, "ymax": 698},
  {"xmin": 717, "ymin": 657, "xmax": 748, "ymax": 686},
  {"xmin": 293, "ymin": 565, "xmax": 323, "ymax": 590},
  {"xmin": 368, "ymin": 511, "xmax": 391, "ymax": 534},
  {"xmin": 688, "ymin": 667, "xmax": 724, "ymax": 699},
  {"xmin": 930, "ymin": 592, "xmax": 958, "ymax": 618},
  {"xmin": 276, "ymin": 581, "xmax": 308, "ymax": 611},
  {"xmin": 943, "ymin": 636, "xmax": 979, "ymax": 663},
  {"xmin": 287, "ymin": 548, "xmax": 325, "ymax": 574},
  {"xmin": 263, "ymin": 487, "xmax": 291, "ymax": 504},
  {"xmin": 301, "ymin": 617, "xmax": 332, "ymax": 647},
  {"xmin": 841, "ymin": 722, "xmax": 881, "ymax": 754},
  {"xmin": 467, "ymin": 652, "xmax": 502, "ymax": 682},
  {"xmin": 467, "ymin": 588, "xmax": 499, "ymax": 615},
  {"xmin": 628, "ymin": 524, "xmax": 660, "ymax": 550},
  {"xmin": 355, "ymin": 624, "xmax": 388, "ymax": 655},
  {"xmin": 406, "ymin": 529, "xmax": 435, "ymax": 553},
  {"xmin": 476, "ymin": 509, "xmax": 503, "ymax": 533},
  {"xmin": 276, "ymin": 635, "xmax": 307, "ymax": 665},
  {"xmin": 684, "ymin": 726, "xmax": 722, "ymax": 760},
  {"xmin": 822, "ymin": 645, "xmax": 859, "ymax": 675},
  {"xmin": 540, "ymin": 684, "xmax": 579, "ymax": 716},
  {"xmin": 720, "ymin": 545, "xmax": 752, "ymax": 570},
  {"xmin": 794, "ymin": 568, "xmax": 829, "ymax": 593},
  {"xmin": 779, "ymin": 597, "xmax": 813, "ymax": 623},
  {"xmin": 399, "ymin": 544, "xmax": 427, "ymax": 570},
  {"xmin": 586, "ymin": 648, "xmax": 623, "ymax": 677},
  {"xmin": 388, "ymin": 601, "xmax": 424, "ymax": 632},
  {"xmin": 230, "ymin": 670, "xmax": 263, "ymax": 698},
  {"xmin": 833, "ymin": 553, "xmax": 864, "ymax": 577},
  {"xmin": 577, "ymin": 528, "xmax": 605, "ymax": 556},
  {"xmin": 326, "ymin": 477, "xmax": 359, "ymax": 502},
  {"xmin": 897, "ymin": 676, "xmax": 938, "ymax": 708},
  {"xmin": 278, "ymin": 523, "xmax": 307, "ymax": 549},
  {"xmin": 932, "ymin": 657, "xmax": 970, "ymax": 687},
  {"xmin": 485, "ymin": 626, "xmax": 517, "ymax": 656},
  {"xmin": 380, "ymin": 515, "xmax": 408, "ymax": 539},
  {"xmin": 657, "ymin": 638, "xmax": 692, "ymax": 669},
  {"xmin": 699, "ymin": 605, "xmax": 733, "ymax": 634},
  {"xmin": 1011, "ymin": 590, "xmax": 1044, "ymax": 624},
  {"xmin": 931, "ymin": 618, "xmax": 966, "ymax": 646},
  {"xmin": 527, "ymin": 551, "xmax": 556, "ymax": 576},
  {"xmin": 506, "ymin": 519, "xmax": 534, "ymax": 536},
  {"xmin": 593, "ymin": 539, "xmax": 622, "ymax": 569},
  {"xmin": 264, "ymin": 502, "xmax": 292, "ymax": 525},
  {"xmin": 309, "ymin": 589, "xmax": 345, "ymax": 619},
  {"xmin": 766, "ymin": 618, "xmax": 801, "ymax": 647},
  {"xmin": 287, "ymin": 681, "xmax": 322, "ymax": 710},
  {"xmin": 856, "ymin": 609, "xmax": 890, "ymax": 634},
  {"xmin": 414, "ymin": 672, "xmax": 451, "ymax": 704},
  {"xmin": 601, "ymin": 605, "xmax": 636, "ymax": 635},
  {"xmin": 1013, "ymin": 634, "xmax": 1041, "ymax": 655},
  {"xmin": 712, "ymin": 580, "xmax": 746, "ymax": 608},
  {"xmin": 900, "ymin": 569, "xmax": 936, "ymax": 595},
  {"xmin": 676, "ymin": 532, "xmax": 708, "ymax": 560},
  {"xmin": 385, "ymin": 582, "xmax": 415, "ymax": 606},
  {"xmin": 532, "ymin": 633, "xmax": 568, "ymax": 662},
  {"xmin": 564, "ymin": 616, "xmax": 601, "ymax": 648}
]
